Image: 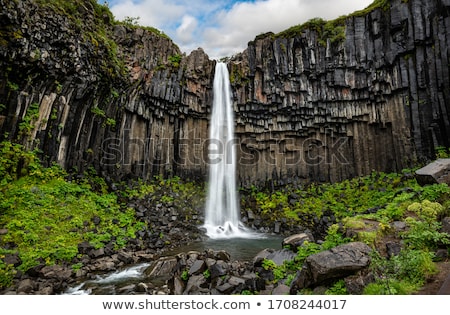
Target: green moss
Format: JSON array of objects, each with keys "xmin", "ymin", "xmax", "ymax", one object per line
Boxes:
[
  {"xmin": 275, "ymin": 17, "xmax": 346, "ymax": 47},
  {"xmin": 352, "ymin": 0, "xmax": 391, "ymax": 17}
]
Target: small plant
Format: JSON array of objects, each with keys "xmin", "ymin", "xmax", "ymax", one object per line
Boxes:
[
  {"xmin": 18, "ymin": 102, "xmax": 40, "ymax": 136},
  {"xmin": 366, "ymin": 247, "xmax": 438, "ymax": 295},
  {"xmin": 203, "ymin": 269, "xmax": 211, "ymax": 279},
  {"xmin": 435, "ymin": 146, "xmax": 450, "ymax": 158},
  {"xmin": 105, "ymin": 118, "xmax": 116, "ymax": 127},
  {"xmin": 325, "ymin": 280, "xmax": 347, "ymax": 295},
  {"xmin": 402, "ymin": 218, "xmax": 449, "ymax": 250},
  {"xmin": 181, "ymin": 269, "xmax": 189, "ymax": 281},
  {"xmin": 122, "ymin": 16, "xmax": 141, "ymax": 27},
  {"xmin": 168, "ymin": 54, "xmax": 182, "ymax": 68},
  {"xmin": 91, "ymin": 106, "xmax": 106, "ymax": 118}
]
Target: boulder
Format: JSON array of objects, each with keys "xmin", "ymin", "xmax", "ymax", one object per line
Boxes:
[
  {"xmin": 442, "ymin": 217, "xmax": 450, "ymax": 235},
  {"xmin": 282, "ymin": 233, "xmax": 313, "ymax": 250},
  {"xmin": 415, "ymin": 159, "xmax": 450, "ymax": 186},
  {"xmin": 17, "ymin": 279, "xmax": 35, "ymax": 294},
  {"xmin": 290, "ymin": 242, "xmax": 372, "ymax": 293},
  {"xmin": 271, "ymin": 284, "xmax": 290, "ymax": 295},
  {"xmin": 145, "ymin": 257, "xmax": 177, "ymax": 279},
  {"xmin": 39, "ymin": 265, "xmax": 73, "ymax": 281}
]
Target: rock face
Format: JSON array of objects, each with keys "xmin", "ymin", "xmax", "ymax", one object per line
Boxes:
[{"xmin": 1, "ymin": 0, "xmax": 450, "ymax": 187}]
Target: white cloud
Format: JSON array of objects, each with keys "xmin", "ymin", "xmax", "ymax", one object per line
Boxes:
[
  {"xmin": 176, "ymin": 15, "xmax": 198, "ymax": 45},
  {"xmin": 109, "ymin": 0, "xmax": 375, "ymax": 59},
  {"xmin": 110, "ymin": 0, "xmax": 186, "ymax": 30}
]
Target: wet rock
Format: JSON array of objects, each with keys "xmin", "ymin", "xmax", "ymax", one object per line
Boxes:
[
  {"xmin": 344, "ymin": 271, "xmax": 375, "ymax": 295},
  {"xmin": 209, "ymin": 260, "xmax": 229, "ymax": 279},
  {"xmin": 39, "ymin": 265, "xmax": 73, "ymax": 281},
  {"xmin": 2, "ymin": 253, "xmax": 21, "ymax": 267},
  {"xmin": 385, "ymin": 241, "xmax": 402, "ymax": 258},
  {"xmin": 135, "ymin": 282, "xmax": 148, "ymax": 293}
]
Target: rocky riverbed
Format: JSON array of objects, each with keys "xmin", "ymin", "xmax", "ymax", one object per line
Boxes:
[{"xmin": 0, "ymin": 193, "xmax": 334, "ymax": 296}]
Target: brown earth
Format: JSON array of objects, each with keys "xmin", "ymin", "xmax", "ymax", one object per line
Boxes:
[{"xmin": 416, "ymin": 260, "xmax": 450, "ymax": 295}]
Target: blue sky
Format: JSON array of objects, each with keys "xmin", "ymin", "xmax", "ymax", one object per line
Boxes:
[{"xmin": 101, "ymin": 0, "xmax": 374, "ymax": 59}]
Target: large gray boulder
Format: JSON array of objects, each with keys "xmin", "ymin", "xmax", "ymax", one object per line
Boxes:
[
  {"xmin": 415, "ymin": 159, "xmax": 450, "ymax": 186},
  {"xmin": 290, "ymin": 242, "xmax": 372, "ymax": 293}
]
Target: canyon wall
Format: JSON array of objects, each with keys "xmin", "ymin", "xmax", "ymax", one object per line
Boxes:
[
  {"xmin": 0, "ymin": 0, "xmax": 449, "ymax": 187},
  {"xmin": 230, "ymin": 0, "xmax": 450, "ymax": 186}
]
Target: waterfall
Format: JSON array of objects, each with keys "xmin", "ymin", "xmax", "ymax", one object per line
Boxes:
[{"xmin": 203, "ymin": 62, "xmax": 249, "ymax": 239}]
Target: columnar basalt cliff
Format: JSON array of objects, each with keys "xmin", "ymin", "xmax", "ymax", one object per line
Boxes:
[
  {"xmin": 0, "ymin": 0, "xmax": 449, "ymax": 187},
  {"xmin": 230, "ymin": 0, "xmax": 450, "ymax": 186}
]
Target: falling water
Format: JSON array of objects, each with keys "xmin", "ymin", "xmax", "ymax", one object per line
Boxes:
[{"xmin": 203, "ymin": 62, "xmax": 251, "ymax": 239}]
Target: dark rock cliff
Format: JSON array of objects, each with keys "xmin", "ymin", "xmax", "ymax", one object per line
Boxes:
[
  {"xmin": 1, "ymin": 0, "xmax": 449, "ymax": 187},
  {"xmin": 230, "ymin": 0, "xmax": 450, "ymax": 186}
]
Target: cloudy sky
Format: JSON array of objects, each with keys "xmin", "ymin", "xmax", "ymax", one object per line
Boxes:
[{"xmin": 104, "ymin": 0, "xmax": 374, "ymax": 59}]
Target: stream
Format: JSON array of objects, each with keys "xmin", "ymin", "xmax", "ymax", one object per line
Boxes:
[{"xmin": 64, "ymin": 235, "xmax": 284, "ymax": 295}]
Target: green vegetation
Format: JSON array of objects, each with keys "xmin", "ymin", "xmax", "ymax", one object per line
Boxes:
[
  {"xmin": 0, "ymin": 141, "xmax": 148, "ymax": 288},
  {"xmin": 242, "ymin": 167, "xmax": 450, "ymax": 295},
  {"xmin": 436, "ymin": 146, "xmax": 450, "ymax": 158},
  {"xmin": 352, "ymin": 0, "xmax": 391, "ymax": 16},
  {"xmin": 243, "ymin": 169, "xmax": 450, "ymax": 229},
  {"xmin": 277, "ymin": 17, "xmax": 346, "ymax": 47},
  {"xmin": 168, "ymin": 54, "xmax": 183, "ymax": 68},
  {"xmin": 18, "ymin": 103, "xmax": 40, "ymax": 137},
  {"xmin": 119, "ymin": 16, "xmax": 170, "ymax": 39},
  {"xmin": 0, "ymin": 141, "xmax": 204, "ymax": 288}
]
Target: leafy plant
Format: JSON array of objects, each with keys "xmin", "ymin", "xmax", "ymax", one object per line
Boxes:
[
  {"xmin": 325, "ymin": 280, "xmax": 347, "ymax": 295},
  {"xmin": 18, "ymin": 102, "xmax": 40, "ymax": 136},
  {"xmin": 435, "ymin": 146, "xmax": 450, "ymax": 159},
  {"xmin": 203, "ymin": 269, "xmax": 211, "ymax": 279},
  {"xmin": 401, "ymin": 218, "xmax": 449, "ymax": 250},
  {"xmin": 181, "ymin": 269, "xmax": 189, "ymax": 281},
  {"xmin": 366, "ymin": 249, "xmax": 437, "ymax": 295},
  {"xmin": 168, "ymin": 54, "xmax": 182, "ymax": 68}
]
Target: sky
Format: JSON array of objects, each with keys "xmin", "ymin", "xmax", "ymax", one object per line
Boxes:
[{"xmin": 103, "ymin": 0, "xmax": 375, "ymax": 59}]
